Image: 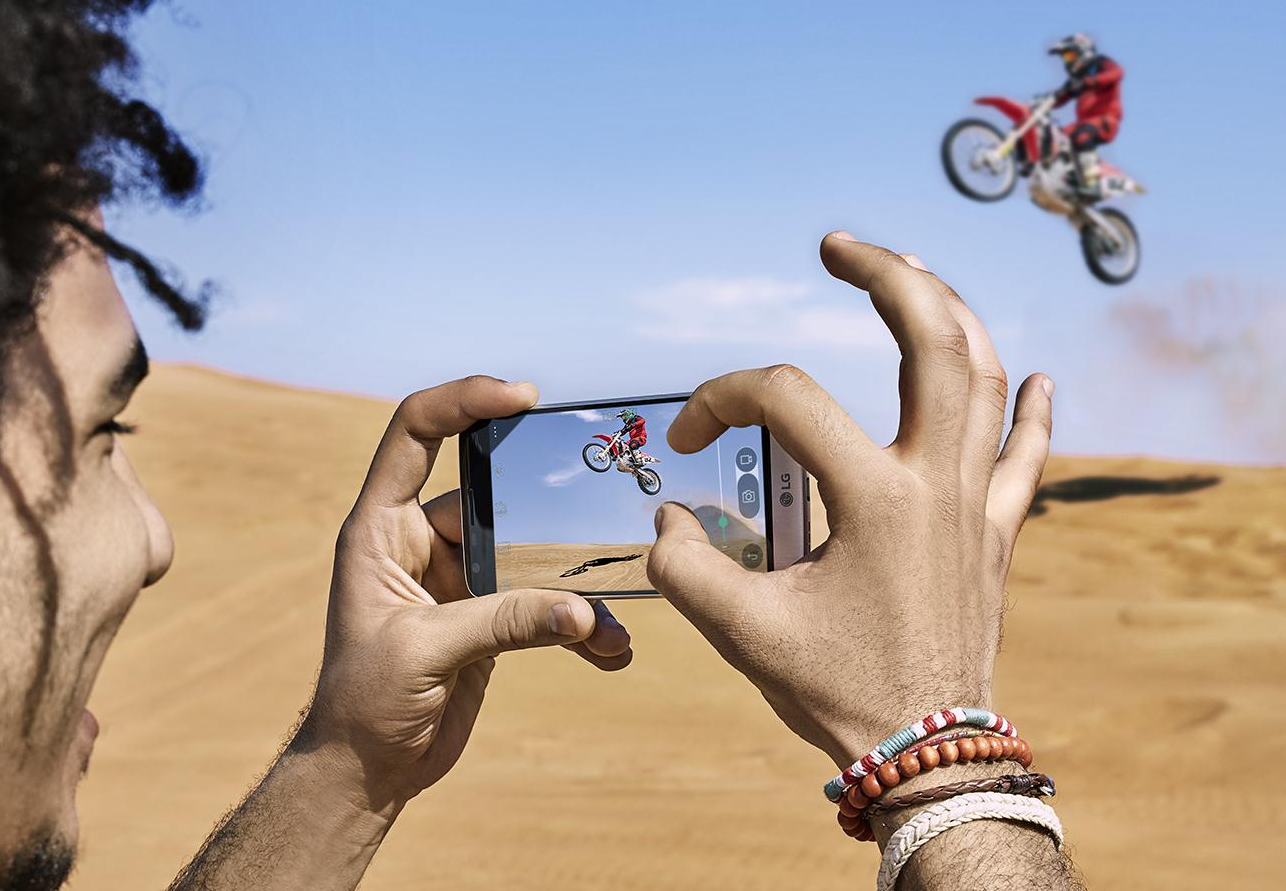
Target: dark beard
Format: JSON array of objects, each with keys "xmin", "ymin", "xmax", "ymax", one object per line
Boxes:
[{"xmin": 0, "ymin": 833, "xmax": 73, "ymax": 891}]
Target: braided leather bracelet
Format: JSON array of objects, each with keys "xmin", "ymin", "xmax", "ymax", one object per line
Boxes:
[
  {"xmin": 863, "ymin": 772, "xmax": 1056, "ymax": 818},
  {"xmin": 875, "ymin": 792, "xmax": 1063, "ymax": 891}
]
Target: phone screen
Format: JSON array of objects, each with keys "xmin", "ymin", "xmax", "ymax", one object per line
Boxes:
[{"xmin": 467, "ymin": 395, "xmax": 772, "ymax": 594}]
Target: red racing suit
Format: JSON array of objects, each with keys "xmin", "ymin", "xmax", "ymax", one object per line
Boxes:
[
  {"xmin": 1054, "ymin": 56, "xmax": 1124, "ymax": 149},
  {"xmin": 623, "ymin": 416, "xmax": 647, "ymax": 450}
]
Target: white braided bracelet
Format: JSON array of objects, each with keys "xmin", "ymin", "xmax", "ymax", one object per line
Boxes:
[{"xmin": 875, "ymin": 792, "xmax": 1064, "ymax": 891}]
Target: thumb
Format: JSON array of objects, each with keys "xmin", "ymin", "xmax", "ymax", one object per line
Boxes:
[
  {"xmin": 421, "ymin": 589, "xmax": 597, "ymax": 669},
  {"xmin": 648, "ymin": 502, "xmax": 755, "ymax": 625}
]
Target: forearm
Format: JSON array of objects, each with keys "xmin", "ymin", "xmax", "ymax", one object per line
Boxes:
[
  {"xmin": 168, "ymin": 732, "xmax": 400, "ymax": 891},
  {"xmin": 866, "ymin": 760, "xmax": 1082, "ymax": 891}
]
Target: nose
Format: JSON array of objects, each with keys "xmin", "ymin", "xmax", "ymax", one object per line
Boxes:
[
  {"xmin": 111, "ymin": 446, "xmax": 175, "ymax": 586},
  {"xmin": 141, "ymin": 497, "xmax": 175, "ymax": 587}
]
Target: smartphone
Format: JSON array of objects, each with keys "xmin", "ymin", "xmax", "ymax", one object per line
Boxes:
[{"xmin": 459, "ymin": 392, "xmax": 810, "ymax": 599}]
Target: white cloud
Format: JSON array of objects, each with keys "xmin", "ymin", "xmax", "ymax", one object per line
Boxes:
[
  {"xmin": 635, "ymin": 277, "xmax": 891, "ymax": 350},
  {"xmin": 570, "ymin": 409, "xmax": 613, "ymax": 423},
  {"xmin": 543, "ymin": 463, "xmax": 588, "ymax": 487},
  {"xmin": 640, "ymin": 277, "xmax": 813, "ymax": 309}
]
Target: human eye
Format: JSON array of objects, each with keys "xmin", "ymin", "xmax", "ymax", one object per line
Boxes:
[{"xmin": 96, "ymin": 419, "xmax": 138, "ymax": 437}]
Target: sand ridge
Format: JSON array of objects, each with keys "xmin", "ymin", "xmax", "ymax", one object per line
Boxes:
[{"xmin": 69, "ymin": 365, "xmax": 1286, "ymax": 890}]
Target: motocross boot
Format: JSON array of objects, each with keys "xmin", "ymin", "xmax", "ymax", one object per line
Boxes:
[{"xmin": 1073, "ymin": 149, "xmax": 1103, "ymax": 202}]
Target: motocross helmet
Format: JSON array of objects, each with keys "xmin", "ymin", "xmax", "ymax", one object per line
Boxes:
[
  {"xmin": 1049, "ymin": 32, "xmax": 1096, "ymax": 75},
  {"xmin": 617, "ymin": 409, "xmax": 638, "ymax": 424}
]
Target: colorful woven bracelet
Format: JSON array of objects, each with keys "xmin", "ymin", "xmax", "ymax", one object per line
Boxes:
[
  {"xmin": 824, "ymin": 707, "xmax": 1017, "ymax": 802},
  {"xmin": 863, "ymin": 772, "xmax": 1056, "ymax": 819},
  {"xmin": 901, "ymin": 727, "xmax": 1002, "ymax": 759}
]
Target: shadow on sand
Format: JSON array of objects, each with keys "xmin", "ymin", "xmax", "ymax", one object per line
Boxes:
[{"xmin": 1029, "ymin": 474, "xmax": 1221, "ymax": 517}]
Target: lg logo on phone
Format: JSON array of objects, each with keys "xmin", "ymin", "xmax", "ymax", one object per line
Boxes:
[{"xmin": 779, "ymin": 473, "xmax": 794, "ymax": 507}]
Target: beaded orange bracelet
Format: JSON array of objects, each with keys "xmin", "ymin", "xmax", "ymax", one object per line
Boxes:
[{"xmin": 835, "ymin": 734, "xmax": 1034, "ymax": 841}]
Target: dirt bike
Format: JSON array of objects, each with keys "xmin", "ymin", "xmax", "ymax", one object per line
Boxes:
[
  {"xmin": 581, "ymin": 430, "xmax": 663, "ymax": 495},
  {"xmin": 942, "ymin": 93, "xmax": 1145, "ymax": 284}
]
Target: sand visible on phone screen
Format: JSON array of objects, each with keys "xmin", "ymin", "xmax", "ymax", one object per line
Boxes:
[{"xmin": 496, "ymin": 525, "xmax": 764, "ymax": 591}]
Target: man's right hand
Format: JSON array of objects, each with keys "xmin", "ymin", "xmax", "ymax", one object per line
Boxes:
[
  {"xmin": 301, "ymin": 376, "xmax": 632, "ymax": 812},
  {"xmin": 647, "ymin": 233, "xmax": 1053, "ymax": 772}
]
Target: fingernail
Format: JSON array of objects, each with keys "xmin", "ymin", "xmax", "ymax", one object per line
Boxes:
[
  {"xmin": 653, "ymin": 506, "xmax": 666, "ymax": 534},
  {"xmin": 1042, "ymin": 377, "xmax": 1055, "ymax": 398},
  {"xmin": 507, "ymin": 380, "xmax": 535, "ymax": 390},
  {"xmin": 830, "ymin": 230, "xmax": 859, "ymax": 242},
  {"xmin": 547, "ymin": 602, "xmax": 579, "ymax": 636}
]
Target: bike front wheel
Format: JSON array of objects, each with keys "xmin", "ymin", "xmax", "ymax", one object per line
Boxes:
[
  {"xmin": 635, "ymin": 469, "xmax": 662, "ymax": 496},
  {"xmin": 942, "ymin": 118, "xmax": 1016, "ymax": 202},
  {"xmin": 1080, "ymin": 208, "xmax": 1140, "ymax": 285},
  {"xmin": 582, "ymin": 442, "xmax": 612, "ymax": 472}
]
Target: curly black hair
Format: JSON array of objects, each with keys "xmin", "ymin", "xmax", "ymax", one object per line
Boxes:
[{"xmin": 0, "ymin": 0, "xmax": 208, "ymax": 351}]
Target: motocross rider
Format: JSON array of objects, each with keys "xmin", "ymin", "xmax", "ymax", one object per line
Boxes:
[
  {"xmin": 616, "ymin": 409, "xmax": 647, "ymax": 464},
  {"xmin": 1049, "ymin": 32, "xmax": 1123, "ymax": 201}
]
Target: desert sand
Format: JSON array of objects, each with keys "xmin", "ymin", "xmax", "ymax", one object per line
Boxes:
[
  {"xmin": 70, "ymin": 365, "xmax": 1286, "ymax": 890},
  {"xmin": 500, "ymin": 543, "xmax": 653, "ymax": 592},
  {"xmin": 499, "ymin": 536, "xmax": 763, "ymax": 593}
]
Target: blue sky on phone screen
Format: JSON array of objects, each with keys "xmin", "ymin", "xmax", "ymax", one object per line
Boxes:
[{"xmin": 491, "ymin": 404, "xmax": 765, "ymax": 544}]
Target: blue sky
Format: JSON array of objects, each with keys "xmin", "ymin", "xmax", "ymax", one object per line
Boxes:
[
  {"xmin": 491, "ymin": 404, "xmax": 765, "ymax": 544},
  {"xmin": 113, "ymin": 1, "xmax": 1286, "ymax": 463}
]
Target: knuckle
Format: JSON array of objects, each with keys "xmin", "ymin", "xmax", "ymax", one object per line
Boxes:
[
  {"xmin": 761, "ymin": 363, "xmax": 812, "ymax": 396},
  {"xmin": 924, "ymin": 321, "xmax": 971, "ymax": 362},
  {"xmin": 489, "ymin": 591, "xmax": 530, "ymax": 650},
  {"xmin": 865, "ymin": 248, "xmax": 912, "ymax": 291},
  {"xmin": 392, "ymin": 390, "xmax": 430, "ymax": 429},
  {"xmin": 978, "ymin": 364, "xmax": 1009, "ymax": 404},
  {"xmin": 873, "ymin": 470, "xmax": 919, "ymax": 520},
  {"xmin": 646, "ymin": 534, "xmax": 688, "ymax": 586},
  {"xmin": 460, "ymin": 373, "xmax": 495, "ymax": 390}
]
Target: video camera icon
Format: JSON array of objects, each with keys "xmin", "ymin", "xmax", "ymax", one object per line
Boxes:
[{"xmin": 735, "ymin": 447, "xmax": 758, "ymax": 472}]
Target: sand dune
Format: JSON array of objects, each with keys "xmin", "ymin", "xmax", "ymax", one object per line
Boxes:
[{"xmin": 69, "ymin": 365, "xmax": 1286, "ymax": 890}]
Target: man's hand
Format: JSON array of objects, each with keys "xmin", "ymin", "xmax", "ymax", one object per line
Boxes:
[
  {"xmin": 300, "ymin": 376, "xmax": 633, "ymax": 811},
  {"xmin": 170, "ymin": 377, "xmax": 632, "ymax": 891},
  {"xmin": 648, "ymin": 234, "xmax": 1052, "ymax": 771}
]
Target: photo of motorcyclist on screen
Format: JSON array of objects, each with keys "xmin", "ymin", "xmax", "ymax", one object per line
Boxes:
[
  {"xmin": 1049, "ymin": 32, "xmax": 1124, "ymax": 202},
  {"xmin": 617, "ymin": 408, "xmax": 647, "ymax": 464}
]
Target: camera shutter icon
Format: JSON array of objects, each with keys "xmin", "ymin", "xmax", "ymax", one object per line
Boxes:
[{"xmin": 737, "ymin": 473, "xmax": 760, "ymax": 518}]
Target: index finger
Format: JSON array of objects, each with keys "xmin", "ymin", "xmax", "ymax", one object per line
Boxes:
[
  {"xmin": 820, "ymin": 233, "xmax": 971, "ymax": 460},
  {"xmin": 357, "ymin": 376, "xmax": 538, "ymax": 509},
  {"xmin": 669, "ymin": 364, "xmax": 878, "ymax": 494}
]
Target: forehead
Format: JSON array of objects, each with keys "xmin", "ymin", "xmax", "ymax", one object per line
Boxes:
[{"xmin": 36, "ymin": 232, "xmax": 139, "ymax": 411}]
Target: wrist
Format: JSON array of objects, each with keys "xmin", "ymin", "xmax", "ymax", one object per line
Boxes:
[
  {"xmin": 286, "ymin": 714, "xmax": 410, "ymax": 824},
  {"xmin": 865, "ymin": 757, "xmax": 1025, "ymax": 846}
]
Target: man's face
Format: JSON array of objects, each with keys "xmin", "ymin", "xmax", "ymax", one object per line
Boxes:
[{"xmin": 0, "ymin": 224, "xmax": 173, "ymax": 885}]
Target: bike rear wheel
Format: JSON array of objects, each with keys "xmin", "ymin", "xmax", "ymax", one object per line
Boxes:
[
  {"xmin": 942, "ymin": 118, "xmax": 1016, "ymax": 202},
  {"xmin": 1080, "ymin": 208, "xmax": 1140, "ymax": 284},
  {"xmin": 636, "ymin": 469, "xmax": 661, "ymax": 496},
  {"xmin": 582, "ymin": 442, "xmax": 612, "ymax": 472}
]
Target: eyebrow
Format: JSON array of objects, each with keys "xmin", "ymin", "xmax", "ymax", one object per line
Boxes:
[{"xmin": 110, "ymin": 337, "xmax": 150, "ymax": 401}]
